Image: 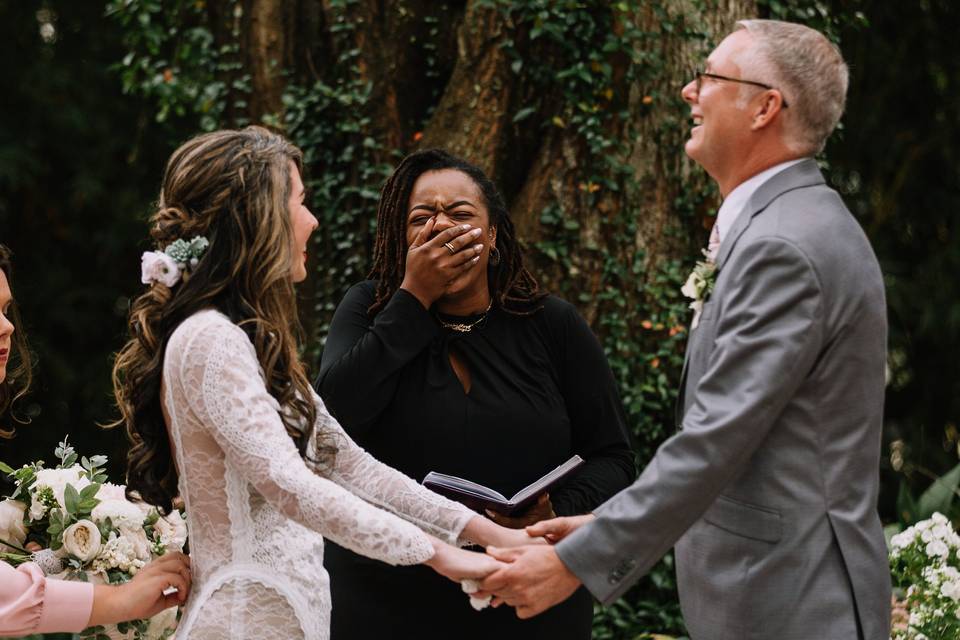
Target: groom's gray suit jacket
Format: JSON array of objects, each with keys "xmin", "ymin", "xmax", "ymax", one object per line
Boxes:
[{"xmin": 556, "ymin": 160, "xmax": 891, "ymax": 640}]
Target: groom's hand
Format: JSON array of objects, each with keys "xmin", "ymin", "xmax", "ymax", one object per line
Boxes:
[
  {"xmin": 525, "ymin": 513, "xmax": 595, "ymax": 544},
  {"xmin": 478, "ymin": 545, "xmax": 581, "ymax": 619}
]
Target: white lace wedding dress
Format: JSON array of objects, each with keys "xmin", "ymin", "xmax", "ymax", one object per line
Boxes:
[{"xmin": 162, "ymin": 309, "xmax": 476, "ymax": 639}]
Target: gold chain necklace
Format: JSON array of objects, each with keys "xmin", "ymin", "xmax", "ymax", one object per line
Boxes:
[{"xmin": 436, "ymin": 300, "xmax": 493, "ymax": 333}]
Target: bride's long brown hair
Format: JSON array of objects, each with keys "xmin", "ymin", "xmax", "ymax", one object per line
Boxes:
[{"xmin": 111, "ymin": 126, "xmax": 329, "ymax": 512}]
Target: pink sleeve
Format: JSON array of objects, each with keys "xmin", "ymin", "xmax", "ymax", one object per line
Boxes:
[{"xmin": 0, "ymin": 562, "xmax": 94, "ymax": 635}]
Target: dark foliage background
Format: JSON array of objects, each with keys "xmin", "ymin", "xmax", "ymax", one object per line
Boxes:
[{"xmin": 0, "ymin": 0, "xmax": 957, "ymax": 637}]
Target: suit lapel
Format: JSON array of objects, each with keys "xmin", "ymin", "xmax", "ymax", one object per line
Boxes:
[
  {"xmin": 675, "ymin": 159, "xmax": 825, "ymax": 429},
  {"xmin": 714, "ymin": 159, "xmax": 826, "ymax": 271}
]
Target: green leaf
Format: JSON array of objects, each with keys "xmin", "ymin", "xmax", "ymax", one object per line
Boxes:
[
  {"xmin": 917, "ymin": 460, "xmax": 960, "ymax": 519},
  {"xmin": 80, "ymin": 483, "xmax": 101, "ymax": 500},
  {"xmin": 0, "ymin": 461, "xmax": 14, "ymax": 475},
  {"xmin": 512, "ymin": 106, "xmax": 536, "ymax": 123},
  {"xmin": 64, "ymin": 483, "xmax": 80, "ymax": 515}
]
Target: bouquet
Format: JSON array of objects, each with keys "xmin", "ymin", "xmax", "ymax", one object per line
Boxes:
[
  {"xmin": 889, "ymin": 512, "xmax": 960, "ymax": 639},
  {"xmin": 0, "ymin": 437, "xmax": 187, "ymax": 640}
]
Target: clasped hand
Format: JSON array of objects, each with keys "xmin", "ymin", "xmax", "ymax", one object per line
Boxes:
[{"xmin": 477, "ymin": 514, "xmax": 595, "ymax": 619}]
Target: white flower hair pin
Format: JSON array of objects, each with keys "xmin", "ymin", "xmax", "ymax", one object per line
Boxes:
[{"xmin": 141, "ymin": 235, "xmax": 210, "ymax": 287}]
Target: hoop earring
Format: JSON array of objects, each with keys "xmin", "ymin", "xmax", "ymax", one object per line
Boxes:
[{"xmin": 488, "ymin": 246, "xmax": 501, "ymax": 266}]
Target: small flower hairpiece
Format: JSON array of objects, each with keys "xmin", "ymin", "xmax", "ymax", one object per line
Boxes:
[{"xmin": 141, "ymin": 235, "xmax": 210, "ymax": 288}]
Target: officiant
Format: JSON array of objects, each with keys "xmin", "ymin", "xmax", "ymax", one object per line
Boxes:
[{"xmin": 315, "ymin": 148, "xmax": 634, "ymax": 639}]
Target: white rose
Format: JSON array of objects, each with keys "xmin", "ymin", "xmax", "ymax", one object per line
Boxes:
[
  {"xmin": 97, "ymin": 482, "xmax": 128, "ymax": 502},
  {"xmin": 155, "ymin": 509, "xmax": 188, "ymax": 551},
  {"xmin": 0, "ymin": 499, "xmax": 27, "ymax": 550},
  {"xmin": 92, "ymin": 499, "xmax": 147, "ymax": 531},
  {"xmin": 141, "ymin": 251, "xmax": 181, "ymax": 287},
  {"xmin": 62, "ymin": 519, "xmax": 102, "ymax": 562},
  {"xmin": 32, "ymin": 466, "xmax": 90, "ymax": 511}
]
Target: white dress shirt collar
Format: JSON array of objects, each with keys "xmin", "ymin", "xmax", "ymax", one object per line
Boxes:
[{"xmin": 715, "ymin": 158, "xmax": 807, "ymax": 244}]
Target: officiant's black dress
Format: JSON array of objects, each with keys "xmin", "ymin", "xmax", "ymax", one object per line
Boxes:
[{"xmin": 316, "ymin": 281, "xmax": 635, "ymax": 640}]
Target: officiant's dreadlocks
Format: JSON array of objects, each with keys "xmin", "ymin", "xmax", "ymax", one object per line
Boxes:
[{"xmin": 367, "ymin": 149, "xmax": 545, "ymax": 317}]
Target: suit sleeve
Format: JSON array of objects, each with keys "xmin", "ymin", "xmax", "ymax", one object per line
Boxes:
[
  {"xmin": 316, "ymin": 282, "xmax": 439, "ymax": 436},
  {"xmin": 555, "ymin": 236, "xmax": 825, "ymax": 604},
  {"xmin": 548, "ymin": 303, "xmax": 636, "ymax": 516}
]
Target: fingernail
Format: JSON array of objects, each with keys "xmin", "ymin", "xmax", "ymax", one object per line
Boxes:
[
  {"xmin": 471, "ymin": 228, "xmax": 482, "ymax": 236},
  {"xmin": 462, "ymin": 224, "xmax": 471, "ymax": 230},
  {"xmin": 473, "ymin": 256, "xmax": 480, "ymax": 263},
  {"xmin": 474, "ymin": 244, "xmax": 483, "ymax": 252}
]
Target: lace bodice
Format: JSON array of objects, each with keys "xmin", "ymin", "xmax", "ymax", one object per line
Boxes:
[{"xmin": 163, "ymin": 310, "xmax": 475, "ymax": 639}]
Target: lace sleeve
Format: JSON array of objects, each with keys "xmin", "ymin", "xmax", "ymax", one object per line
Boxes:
[
  {"xmin": 307, "ymin": 393, "xmax": 476, "ymax": 545},
  {"xmin": 176, "ymin": 319, "xmax": 436, "ymax": 566}
]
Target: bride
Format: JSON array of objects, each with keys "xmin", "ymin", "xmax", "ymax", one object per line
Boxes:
[{"xmin": 110, "ymin": 126, "xmax": 527, "ymax": 638}]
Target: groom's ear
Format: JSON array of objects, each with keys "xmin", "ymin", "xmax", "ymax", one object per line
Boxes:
[{"xmin": 750, "ymin": 91, "xmax": 786, "ymax": 131}]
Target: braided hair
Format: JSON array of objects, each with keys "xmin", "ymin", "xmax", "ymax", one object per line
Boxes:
[{"xmin": 368, "ymin": 148, "xmax": 546, "ymax": 316}]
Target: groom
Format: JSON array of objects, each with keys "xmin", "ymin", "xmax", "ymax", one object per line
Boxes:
[{"xmin": 480, "ymin": 19, "xmax": 891, "ymax": 640}]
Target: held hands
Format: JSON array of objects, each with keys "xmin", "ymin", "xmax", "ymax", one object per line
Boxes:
[
  {"xmin": 425, "ymin": 539, "xmax": 505, "ymax": 583},
  {"xmin": 88, "ymin": 551, "xmax": 192, "ymax": 627},
  {"xmin": 400, "ymin": 218, "xmax": 484, "ymax": 309},
  {"xmin": 468, "ymin": 513, "xmax": 594, "ymax": 619},
  {"xmin": 478, "ymin": 545, "xmax": 582, "ymax": 619}
]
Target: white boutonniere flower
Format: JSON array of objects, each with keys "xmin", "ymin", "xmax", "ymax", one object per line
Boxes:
[{"xmin": 681, "ymin": 251, "xmax": 717, "ymax": 330}]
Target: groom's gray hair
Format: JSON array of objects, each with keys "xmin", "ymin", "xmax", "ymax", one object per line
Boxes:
[{"xmin": 735, "ymin": 19, "xmax": 849, "ymax": 154}]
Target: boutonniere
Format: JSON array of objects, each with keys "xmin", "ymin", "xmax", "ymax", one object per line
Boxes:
[{"xmin": 681, "ymin": 250, "xmax": 717, "ymax": 330}]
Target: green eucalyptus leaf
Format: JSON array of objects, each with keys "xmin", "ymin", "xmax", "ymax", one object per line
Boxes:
[
  {"xmin": 64, "ymin": 483, "xmax": 80, "ymax": 515},
  {"xmin": 80, "ymin": 483, "xmax": 101, "ymax": 500}
]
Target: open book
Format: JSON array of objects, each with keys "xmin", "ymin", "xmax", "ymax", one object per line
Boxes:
[{"xmin": 422, "ymin": 455, "xmax": 584, "ymax": 516}]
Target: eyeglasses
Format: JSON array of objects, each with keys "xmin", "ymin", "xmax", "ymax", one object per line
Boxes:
[{"xmin": 693, "ymin": 70, "xmax": 789, "ymax": 108}]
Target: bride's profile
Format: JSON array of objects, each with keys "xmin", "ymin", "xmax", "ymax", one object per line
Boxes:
[{"xmin": 110, "ymin": 126, "xmax": 524, "ymax": 639}]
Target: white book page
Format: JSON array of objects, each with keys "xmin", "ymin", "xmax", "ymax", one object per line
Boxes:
[{"xmin": 423, "ymin": 471, "xmax": 508, "ymax": 502}]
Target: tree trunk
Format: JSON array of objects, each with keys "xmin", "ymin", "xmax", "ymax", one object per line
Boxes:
[{"xmin": 205, "ymin": 0, "xmax": 755, "ymax": 355}]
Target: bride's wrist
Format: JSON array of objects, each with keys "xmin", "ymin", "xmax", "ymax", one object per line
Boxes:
[{"xmin": 424, "ymin": 537, "xmax": 445, "ymax": 567}]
